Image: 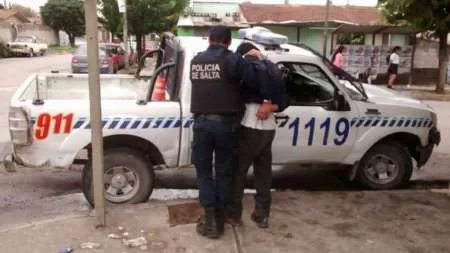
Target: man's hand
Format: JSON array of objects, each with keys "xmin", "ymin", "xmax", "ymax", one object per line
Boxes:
[
  {"xmin": 256, "ymin": 101, "xmax": 273, "ymax": 120},
  {"xmin": 245, "ymin": 49, "xmax": 264, "ymax": 60}
]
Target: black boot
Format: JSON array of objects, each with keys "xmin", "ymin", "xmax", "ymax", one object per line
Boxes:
[
  {"xmin": 215, "ymin": 208, "xmax": 225, "ymax": 235},
  {"xmin": 251, "ymin": 211, "xmax": 269, "ymax": 229},
  {"xmin": 196, "ymin": 208, "xmax": 219, "ymax": 239}
]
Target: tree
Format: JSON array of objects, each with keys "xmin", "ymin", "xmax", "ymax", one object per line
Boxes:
[
  {"xmin": 10, "ymin": 4, "xmax": 37, "ymax": 17},
  {"xmin": 126, "ymin": 0, "xmax": 187, "ymax": 58},
  {"xmin": 41, "ymin": 0, "xmax": 85, "ymax": 47},
  {"xmin": 99, "ymin": 0, "xmax": 122, "ymax": 39},
  {"xmin": 380, "ymin": 0, "xmax": 450, "ymax": 93}
]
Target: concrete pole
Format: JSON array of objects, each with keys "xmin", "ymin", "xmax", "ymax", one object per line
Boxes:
[
  {"xmin": 123, "ymin": 0, "xmax": 129, "ymax": 69},
  {"xmin": 84, "ymin": 0, "xmax": 105, "ymax": 227},
  {"xmin": 323, "ymin": 0, "xmax": 331, "ymax": 56}
]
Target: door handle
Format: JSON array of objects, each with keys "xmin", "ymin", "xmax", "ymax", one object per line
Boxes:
[
  {"xmin": 275, "ymin": 113, "xmax": 290, "ymax": 119},
  {"xmin": 366, "ymin": 109, "xmax": 381, "ymax": 115},
  {"xmin": 275, "ymin": 113, "xmax": 290, "ymax": 125}
]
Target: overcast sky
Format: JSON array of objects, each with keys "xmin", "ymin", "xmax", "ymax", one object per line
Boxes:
[{"xmin": 6, "ymin": 0, "xmax": 378, "ymax": 11}]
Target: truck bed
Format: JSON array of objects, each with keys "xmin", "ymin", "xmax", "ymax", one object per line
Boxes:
[{"xmin": 16, "ymin": 73, "xmax": 144, "ymax": 101}]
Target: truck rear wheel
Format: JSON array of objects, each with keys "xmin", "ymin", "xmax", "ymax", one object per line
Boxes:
[
  {"xmin": 356, "ymin": 141, "xmax": 412, "ymax": 190},
  {"xmin": 82, "ymin": 148, "xmax": 155, "ymax": 207}
]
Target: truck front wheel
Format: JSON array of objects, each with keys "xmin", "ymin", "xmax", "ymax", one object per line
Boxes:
[
  {"xmin": 82, "ymin": 148, "xmax": 155, "ymax": 207},
  {"xmin": 356, "ymin": 141, "xmax": 412, "ymax": 190}
]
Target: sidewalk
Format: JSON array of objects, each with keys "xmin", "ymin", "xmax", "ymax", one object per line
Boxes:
[
  {"xmin": 1, "ymin": 190, "xmax": 450, "ymax": 253},
  {"xmin": 395, "ymin": 84, "xmax": 450, "ymax": 101}
]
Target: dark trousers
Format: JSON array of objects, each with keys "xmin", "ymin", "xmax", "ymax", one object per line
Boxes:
[
  {"xmin": 230, "ymin": 126, "xmax": 275, "ymax": 218},
  {"xmin": 192, "ymin": 117, "xmax": 238, "ymax": 209}
]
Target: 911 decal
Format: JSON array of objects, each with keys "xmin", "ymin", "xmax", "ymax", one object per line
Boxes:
[
  {"xmin": 285, "ymin": 117, "xmax": 350, "ymax": 146},
  {"xmin": 35, "ymin": 113, "xmax": 74, "ymax": 140}
]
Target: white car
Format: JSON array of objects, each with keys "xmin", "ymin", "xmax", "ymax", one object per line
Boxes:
[
  {"xmin": 4, "ymin": 29, "xmax": 440, "ymax": 206},
  {"xmin": 7, "ymin": 35, "xmax": 48, "ymax": 57}
]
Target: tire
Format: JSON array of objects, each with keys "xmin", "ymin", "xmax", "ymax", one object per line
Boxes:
[
  {"xmin": 40, "ymin": 50, "xmax": 46, "ymax": 56},
  {"xmin": 82, "ymin": 148, "xmax": 154, "ymax": 207},
  {"xmin": 356, "ymin": 141, "xmax": 412, "ymax": 190}
]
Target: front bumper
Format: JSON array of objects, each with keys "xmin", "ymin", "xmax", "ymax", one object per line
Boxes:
[{"xmin": 417, "ymin": 127, "xmax": 441, "ymax": 167}]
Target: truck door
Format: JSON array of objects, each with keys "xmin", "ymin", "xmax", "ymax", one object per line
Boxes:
[{"xmin": 272, "ymin": 62, "xmax": 359, "ymax": 164}]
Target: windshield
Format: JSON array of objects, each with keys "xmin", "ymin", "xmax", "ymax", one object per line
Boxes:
[
  {"xmin": 291, "ymin": 43, "xmax": 368, "ymax": 101},
  {"xmin": 15, "ymin": 36, "xmax": 34, "ymax": 43}
]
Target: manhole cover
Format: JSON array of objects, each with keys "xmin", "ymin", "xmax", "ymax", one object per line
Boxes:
[{"xmin": 168, "ymin": 202, "xmax": 203, "ymax": 226}]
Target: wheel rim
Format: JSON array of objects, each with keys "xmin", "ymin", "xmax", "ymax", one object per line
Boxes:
[
  {"xmin": 104, "ymin": 166, "xmax": 140, "ymax": 203},
  {"xmin": 363, "ymin": 154, "xmax": 400, "ymax": 185}
]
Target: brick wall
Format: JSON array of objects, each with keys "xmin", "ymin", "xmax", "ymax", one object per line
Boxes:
[{"xmin": 413, "ymin": 39, "xmax": 450, "ymax": 84}]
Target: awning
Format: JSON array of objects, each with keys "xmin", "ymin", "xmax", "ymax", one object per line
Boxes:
[{"xmin": 334, "ymin": 24, "xmax": 417, "ymax": 34}]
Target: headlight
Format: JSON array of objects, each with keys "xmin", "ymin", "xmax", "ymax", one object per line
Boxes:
[
  {"xmin": 9, "ymin": 107, "xmax": 32, "ymax": 145},
  {"xmin": 431, "ymin": 112, "xmax": 437, "ymax": 126}
]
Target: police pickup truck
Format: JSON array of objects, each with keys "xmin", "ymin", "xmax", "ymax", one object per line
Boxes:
[{"xmin": 4, "ymin": 28, "xmax": 440, "ymax": 206}]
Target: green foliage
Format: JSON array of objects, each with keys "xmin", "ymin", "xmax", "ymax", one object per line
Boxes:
[
  {"xmin": 127, "ymin": 0, "xmax": 187, "ymax": 35},
  {"xmin": 41, "ymin": 0, "xmax": 85, "ymax": 47},
  {"xmin": 380, "ymin": 0, "xmax": 450, "ymax": 93},
  {"xmin": 337, "ymin": 33, "xmax": 365, "ymax": 45},
  {"xmin": 380, "ymin": 0, "xmax": 450, "ymax": 34},
  {"xmin": 99, "ymin": 0, "xmax": 122, "ymax": 38},
  {"xmin": 99, "ymin": 0, "xmax": 187, "ymax": 56},
  {"xmin": 10, "ymin": 3, "xmax": 37, "ymax": 17}
]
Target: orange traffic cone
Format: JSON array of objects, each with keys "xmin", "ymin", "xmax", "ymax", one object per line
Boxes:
[{"xmin": 151, "ymin": 75, "xmax": 167, "ymax": 101}]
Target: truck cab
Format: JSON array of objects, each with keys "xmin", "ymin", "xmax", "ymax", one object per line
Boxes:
[{"xmin": 5, "ymin": 29, "xmax": 440, "ymax": 206}]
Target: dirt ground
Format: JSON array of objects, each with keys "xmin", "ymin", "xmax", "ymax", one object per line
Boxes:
[
  {"xmin": 396, "ymin": 85, "xmax": 450, "ymax": 101},
  {"xmin": 234, "ymin": 190, "xmax": 450, "ymax": 253},
  {"xmin": 165, "ymin": 190, "xmax": 450, "ymax": 253}
]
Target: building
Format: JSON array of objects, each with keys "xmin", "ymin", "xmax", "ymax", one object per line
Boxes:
[
  {"xmin": 0, "ymin": 9, "xmax": 30, "ymax": 43},
  {"xmin": 0, "ymin": 9, "xmax": 30, "ymax": 24},
  {"xmin": 239, "ymin": 2, "xmax": 413, "ymax": 54},
  {"xmin": 177, "ymin": 1, "xmax": 248, "ymax": 38}
]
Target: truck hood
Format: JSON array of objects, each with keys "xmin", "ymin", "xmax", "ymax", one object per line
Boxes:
[{"xmin": 363, "ymin": 83, "xmax": 432, "ymax": 111}]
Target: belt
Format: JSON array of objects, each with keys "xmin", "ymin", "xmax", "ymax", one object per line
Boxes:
[{"xmin": 195, "ymin": 114, "xmax": 239, "ymax": 122}]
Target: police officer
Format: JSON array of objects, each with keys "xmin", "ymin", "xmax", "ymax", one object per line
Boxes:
[{"xmin": 190, "ymin": 26, "xmax": 263, "ymax": 239}]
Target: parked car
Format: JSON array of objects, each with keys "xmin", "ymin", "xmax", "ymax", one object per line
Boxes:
[
  {"xmin": 102, "ymin": 43, "xmax": 126, "ymax": 71},
  {"xmin": 104, "ymin": 42, "xmax": 138, "ymax": 68},
  {"xmin": 7, "ymin": 35, "xmax": 48, "ymax": 57},
  {"xmin": 71, "ymin": 45, "xmax": 115, "ymax": 74}
]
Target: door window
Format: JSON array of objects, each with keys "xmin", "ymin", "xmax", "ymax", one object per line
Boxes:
[{"xmin": 279, "ymin": 62, "xmax": 336, "ymax": 106}]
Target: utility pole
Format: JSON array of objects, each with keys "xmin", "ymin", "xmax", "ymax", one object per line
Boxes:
[
  {"xmin": 323, "ymin": 0, "xmax": 331, "ymax": 56},
  {"xmin": 84, "ymin": 0, "xmax": 105, "ymax": 227},
  {"xmin": 123, "ymin": 0, "xmax": 129, "ymax": 69}
]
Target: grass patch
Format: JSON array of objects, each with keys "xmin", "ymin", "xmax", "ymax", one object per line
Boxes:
[{"xmin": 47, "ymin": 45, "xmax": 78, "ymax": 54}]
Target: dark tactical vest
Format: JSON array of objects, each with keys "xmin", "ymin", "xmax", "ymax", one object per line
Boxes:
[{"xmin": 190, "ymin": 48, "xmax": 242, "ymax": 114}]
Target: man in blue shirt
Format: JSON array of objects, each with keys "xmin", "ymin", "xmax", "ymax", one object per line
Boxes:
[{"xmin": 190, "ymin": 27, "xmax": 273, "ymax": 239}]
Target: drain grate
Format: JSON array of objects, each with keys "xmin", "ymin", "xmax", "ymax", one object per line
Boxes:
[{"xmin": 167, "ymin": 202, "xmax": 203, "ymax": 227}]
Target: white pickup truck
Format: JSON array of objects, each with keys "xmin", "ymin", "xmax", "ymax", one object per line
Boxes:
[
  {"xmin": 7, "ymin": 35, "xmax": 48, "ymax": 57},
  {"xmin": 4, "ymin": 31, "xmax": 440, "ymax": 206}
]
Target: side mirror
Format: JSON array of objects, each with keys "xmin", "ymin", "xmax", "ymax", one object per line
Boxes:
[{"xmin": 334, "ymin": 90, "xmax": 350, "ymax": 111}]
